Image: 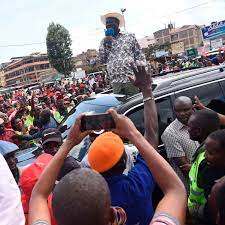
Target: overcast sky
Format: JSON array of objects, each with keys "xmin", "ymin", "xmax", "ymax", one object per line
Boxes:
[{"xmin": 0, "ymin": 0, "xmax": 224, "ymax": 63}]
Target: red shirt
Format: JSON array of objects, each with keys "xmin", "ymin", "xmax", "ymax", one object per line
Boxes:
[{"xmin": 0, "ymin": 129, "xmax": 19, "ymax": 145}]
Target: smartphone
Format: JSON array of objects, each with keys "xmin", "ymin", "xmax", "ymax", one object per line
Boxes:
[{"xmin": 81, "ymin": 113, "xmax": 115, "ymax": 132}]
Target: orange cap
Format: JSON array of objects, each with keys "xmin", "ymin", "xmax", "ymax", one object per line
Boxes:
[{"xmin": 88, "ymin": 132, "xmax": 124, "ymax": 173}]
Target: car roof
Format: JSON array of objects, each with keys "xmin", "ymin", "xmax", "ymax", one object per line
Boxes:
[
  {"xmin": 153, "ymin": 65, "xmax": 225, "ymax": 92},
  {"xmin": 117, "ymin": 64, "xmax": 225, "ymax": 113},
  {"xmin": 79, "ymin": 93, "xmax": 127, "ymax": 107},
  {"xmin": 61, "ymin": 65, "xmax": 225, "ymax": 123}
]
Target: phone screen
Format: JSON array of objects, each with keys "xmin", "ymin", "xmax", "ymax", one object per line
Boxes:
[{"xmin": 81, "ymin": 113, "xmax": 115, "ymax": 132}]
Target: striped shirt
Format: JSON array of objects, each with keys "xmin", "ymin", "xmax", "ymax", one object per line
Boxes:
[{"xmin": 161, "ymin": 119, "xmax": 199, "ymax": 189}]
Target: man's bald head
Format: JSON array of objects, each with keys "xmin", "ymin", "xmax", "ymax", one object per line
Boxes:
[
  {"xmin": 174, "ymin": 96, "xmax": 192, "ymax": 109},
  {"xmin": 52, "ymin": 168, "xmax": 111, "ymax": 225},
  {"xmin": 174, "ymin": 96, "xmax": 193, "ymax": 125}
]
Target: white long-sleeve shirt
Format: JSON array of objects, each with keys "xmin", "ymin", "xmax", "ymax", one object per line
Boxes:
[{"xmin": 0, "ymin": 154, "xmax": 25, "ymax": 225}]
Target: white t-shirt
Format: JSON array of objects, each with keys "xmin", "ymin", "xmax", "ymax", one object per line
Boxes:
[{"xmin": 0, "ymin": 154, "xmax": 25, "ymax": 225}]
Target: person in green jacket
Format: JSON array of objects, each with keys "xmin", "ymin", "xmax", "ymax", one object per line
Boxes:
[
  {"xmin": 187, "ymin": 109, "xmax": 220, "ymax": 223},
  {"xmin": 53, "ymin": 99, "xmax": 68, "ymax": 123}
]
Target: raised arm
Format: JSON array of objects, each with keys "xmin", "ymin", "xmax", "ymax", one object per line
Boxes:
[
  {"xmin": 194, "ymin": 96, "xmax": 225, "ymax": 126},
  {"xmin": 109, "ymin": 109, "xmax": 186, "ymax": 225},
  {"xmin": 129, "ymin": 63, "xmax": 158, "ymax": 149},
  {"xmin": 29, "ymin": 115, "xmax": 90, "ymax": 225},
  {"xmin": 30, "ymin": 95, "xmax": 36, "ymax": 117}
]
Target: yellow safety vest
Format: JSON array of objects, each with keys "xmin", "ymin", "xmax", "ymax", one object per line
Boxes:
[{"xmin": 188, "ymin": 151, "xmax": 207, "ymax": 209}]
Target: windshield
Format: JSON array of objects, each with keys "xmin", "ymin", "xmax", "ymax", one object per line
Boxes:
[{"xmin": 16, "ymin": 145, "xmax": 42, "ymax": 167}]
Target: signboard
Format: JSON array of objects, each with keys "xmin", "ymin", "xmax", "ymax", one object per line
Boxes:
[
  {"xmin": 155, "ymin": 50, "xmax": 169, "ymax": 58},
  {"xmin": 211, "ymin": 38, "xmax": 223, "ymax": 50},
  {"xmin": 74, "ymin": 70, "xmax": 86, "ymax": 79},
  {"xmin": 202, "ymin": 20, "xmax": 225, "ymax": 39},
  {"xmin": 171, "ymin": 42, "xmax": 184, "ymax": 55},
  {"xmin": 186, "ymin": 48, "xmax": 198, "ymax": 58}
]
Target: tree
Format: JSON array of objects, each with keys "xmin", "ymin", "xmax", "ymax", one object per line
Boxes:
[
  {"xmin": 143, "ymin": 44, "xmax": 160, "ymax": 60},
  {"xmin": 46, "ymin": 22, "xmax": 74, "ymax": 77}
]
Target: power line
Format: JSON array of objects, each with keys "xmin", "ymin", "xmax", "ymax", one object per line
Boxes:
[
  {"xmin": 162, "ymin": 0, "xmax": 217, "ymax": 18},
  {"xmin": 0, "ymin": 42, "xmax": 46, "ymax": 48},
  {"xmin": 175, "ymin": 1, "xmax": 214, "ymax": 14}
]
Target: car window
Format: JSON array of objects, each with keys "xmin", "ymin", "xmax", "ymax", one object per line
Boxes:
[
  {"xmin": 220, "ymin": 80, "xmax": 225, "ymax": 95},
  {"xmin": 157, "ymin": 97, "xmax": 174, "ymax": 143},
  {"xmin": 126, "ymin": 96, "xmax": 174, "ymax": 145},
  {"xmin": 175, "ymin": 82, "xmax": 225, "ymax": 115}
]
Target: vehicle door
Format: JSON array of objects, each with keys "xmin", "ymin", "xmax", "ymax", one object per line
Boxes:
[
  {"xmin": 124, "ymin": 94, "xmax": 175, "ymax": 157},
  {"xmin": 124, "ymin": 94, "xmax": 175, "ymax": 209}
]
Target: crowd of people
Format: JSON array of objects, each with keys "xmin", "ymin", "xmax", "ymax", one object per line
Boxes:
[
  {"xmin": 0, "ymin": 73, "xmax": 107, "ymax": 145},
  {"xmin": 150, "ymin": 53, "xmax": 224, "ymax": 76},
  {"xmin": 1, "ymin": 62, "xmax": 225, "ymax": 225},
  {"xmin": 1, "ymin": 10, "xmax": 225, "ymax": 225},
  {"xmin": 0, "ymin": 63, "xmax": 187, "ymax": 225}
]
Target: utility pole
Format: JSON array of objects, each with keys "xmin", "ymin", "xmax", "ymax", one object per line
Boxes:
[{"xmin": 121, "ymin": 8, "xmax": 126, "ymax": 31}]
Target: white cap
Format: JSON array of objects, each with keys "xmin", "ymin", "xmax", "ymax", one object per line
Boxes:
[{"xmin": 101, "ymin": 12, "xmax": 125, "ymax": 27}]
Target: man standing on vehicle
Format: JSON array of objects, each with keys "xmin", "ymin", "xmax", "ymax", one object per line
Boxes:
[
  {"xmin": 98, "ymin": 12, "xmax": 146, "ymax": 96},
  {"xmin": 162, "ymin": 96, "xmax": 199, "ymax": 190}
]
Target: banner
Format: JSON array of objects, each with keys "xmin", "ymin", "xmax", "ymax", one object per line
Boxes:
[
  {"xmin": 202, "ymin": 20, "xmax": 225, "ymax": 39},
  {"xmin": 155, "ymin": 50, "xmax": 169, "ymax": 58}
]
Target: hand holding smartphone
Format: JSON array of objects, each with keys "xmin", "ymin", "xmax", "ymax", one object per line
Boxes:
[{"xmin": 81, "ymin": 113, "xmax": 115, "ymax": 132}]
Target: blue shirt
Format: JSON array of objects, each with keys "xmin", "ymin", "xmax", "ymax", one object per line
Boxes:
[
  {"xmin": 211, "ymin": 56, "xmax": 219, "ymax": 65},
  {"xmin": 105, "ymin": 154, "xmax": 155, "ymax": 225},
  {"xmin": 41, "ymin": 117, "xmax": 58, "ymax": 130},
  {"xmin": 19, "ymin": 117, "xmax": 58, "ymax": 141}
]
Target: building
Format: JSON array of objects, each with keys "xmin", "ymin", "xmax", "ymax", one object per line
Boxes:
[
  {"xmin": 0, "ymin": 70, "xmax": 5, "ymax": 87},
  {"xmin": 3, "ymin": 53, "xmax": 57, "ymax": 87},
  {"xmin": 0, "ymin": 62, "xmax": 10, "ymax": 87},
  {"xmin": 154, "ymin": 24, "xmax": 203, "ymax": 54},
  {"xmin": 73, "ymin": 49, "xmax": 98, "ymax": 69},
  {"xmin": 154, "ymin": 27, "xmax": 171, "ymax": 46},
  {"xmin": 138, "ymin": 36, "xmax": 156, "ymax": 49}
]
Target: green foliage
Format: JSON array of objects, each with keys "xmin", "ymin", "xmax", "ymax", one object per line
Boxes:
[{"xmin": 46, "ymin": 22, "xmax": 74, "ymax": 77}]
